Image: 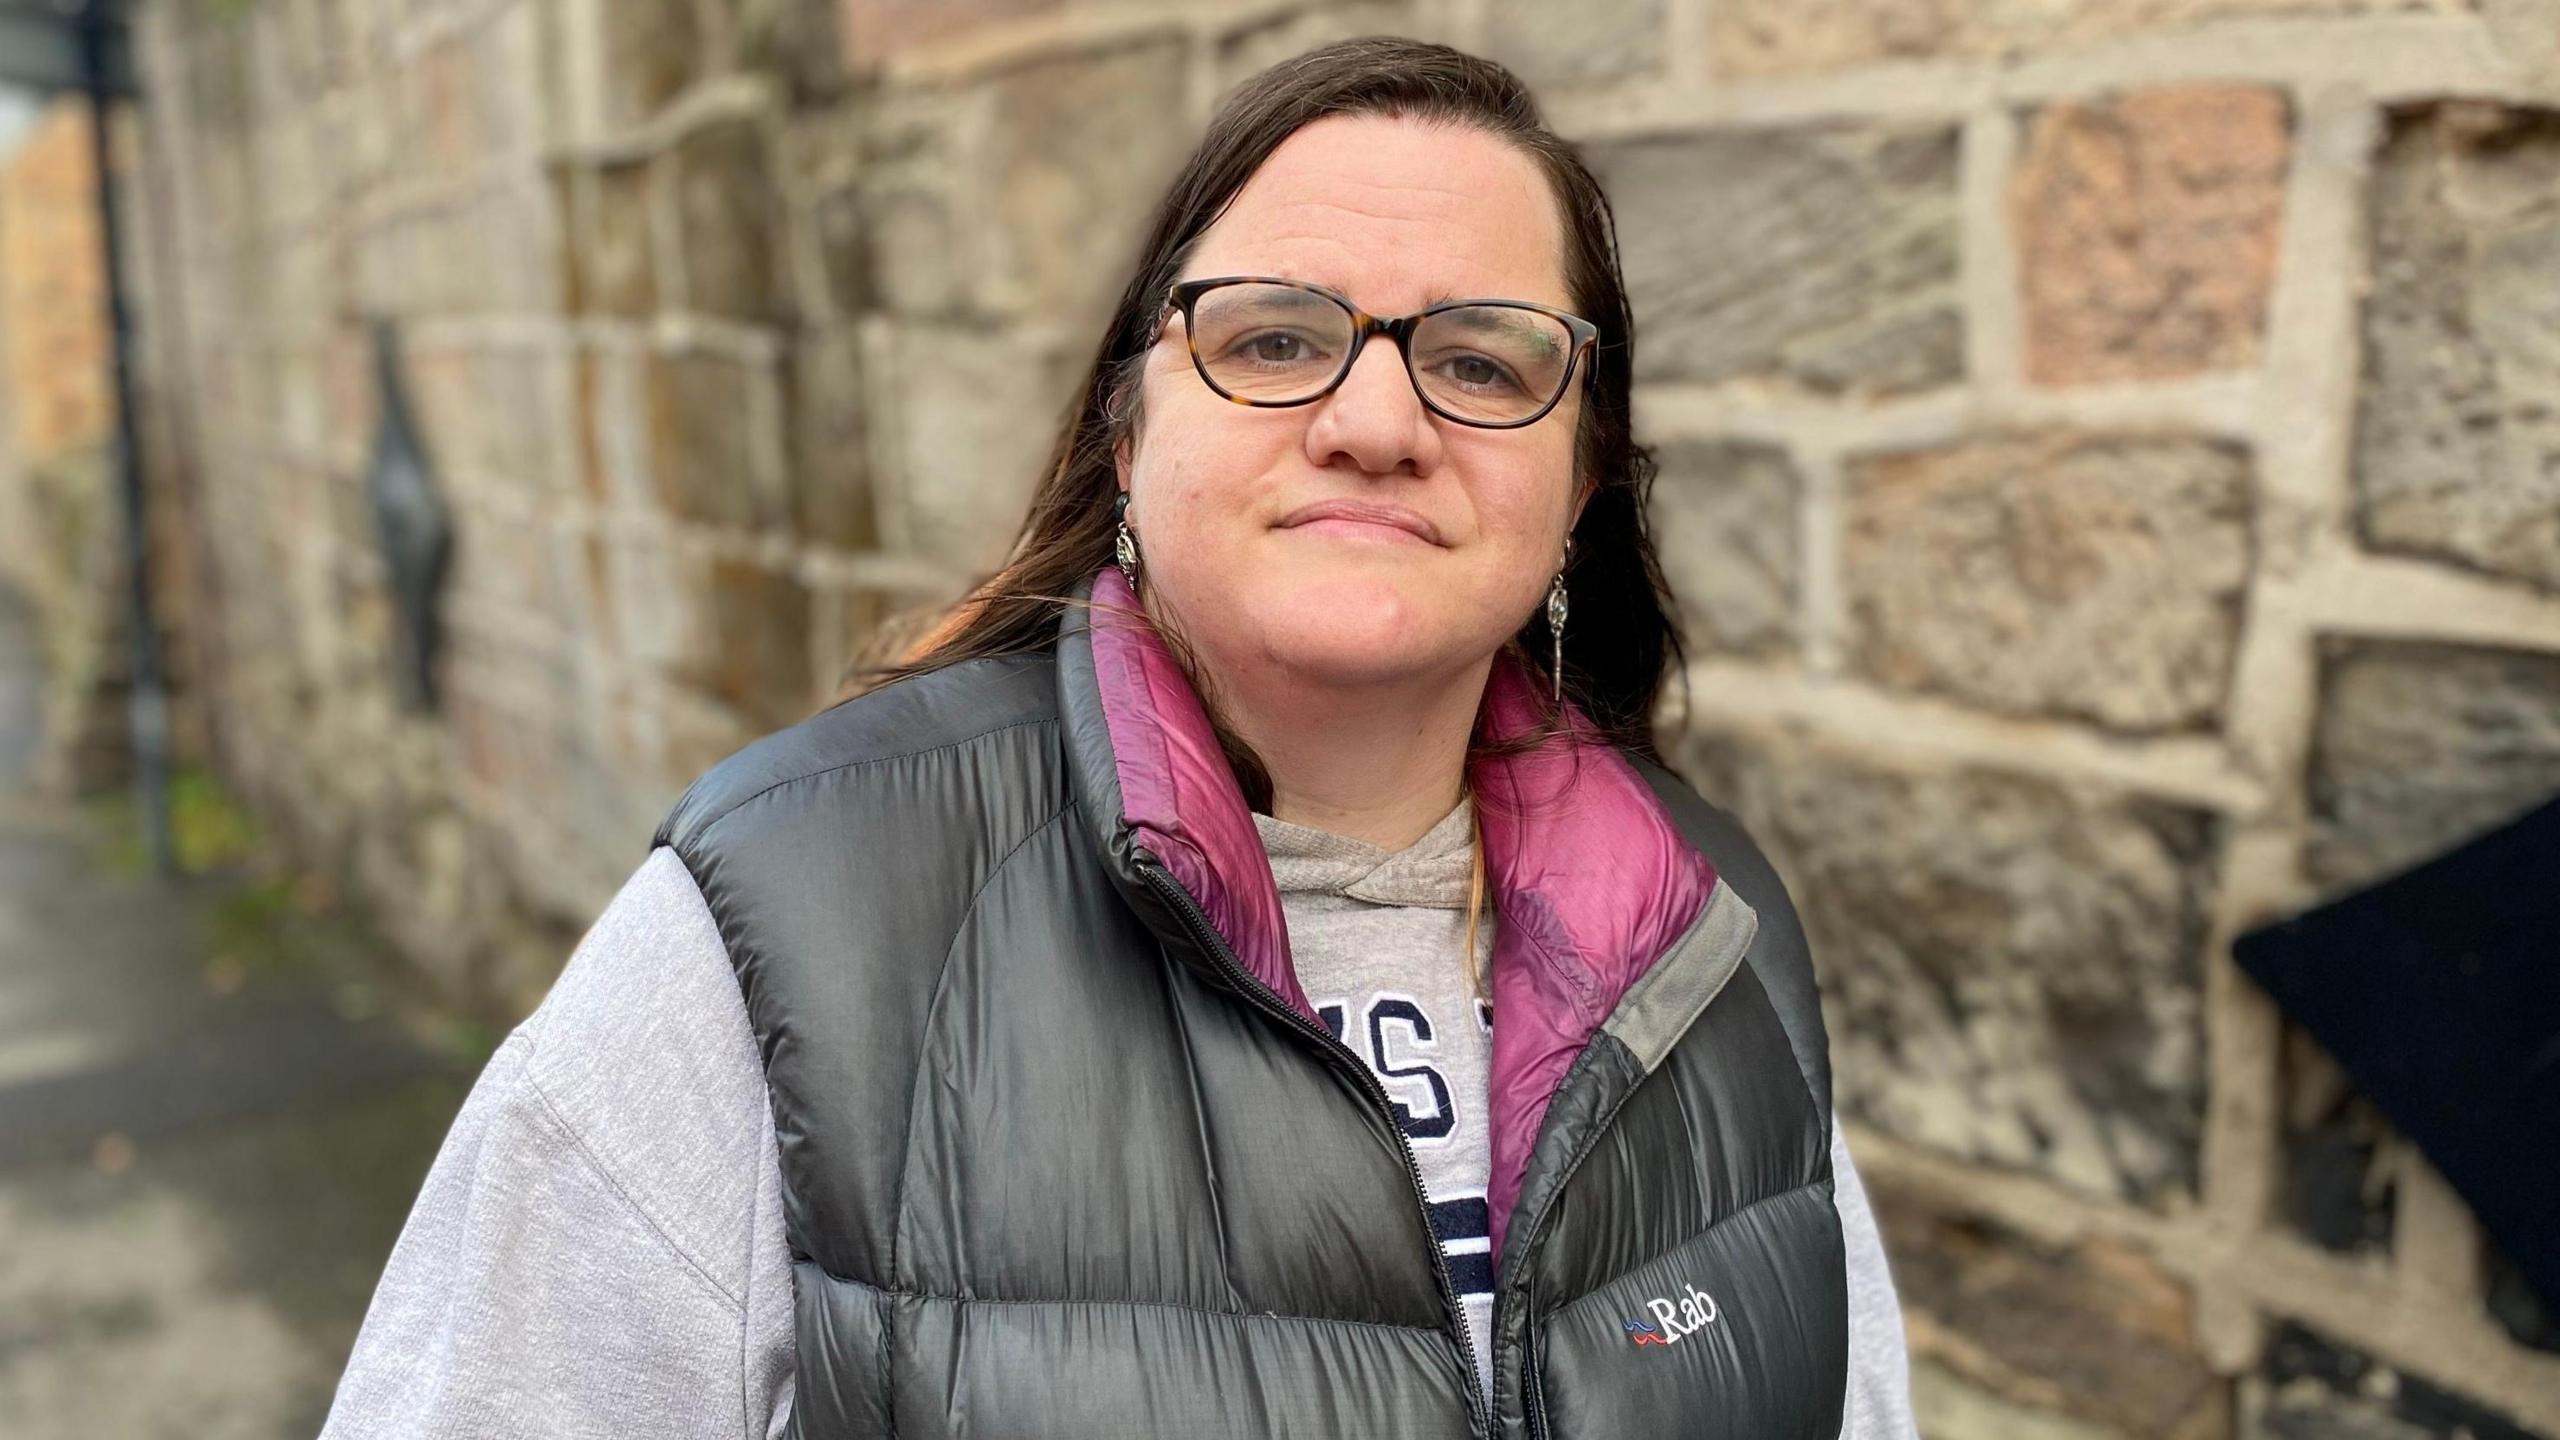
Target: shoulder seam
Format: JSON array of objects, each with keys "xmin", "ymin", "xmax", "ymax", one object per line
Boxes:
[
  {"xmin": 679, "ymin": 714, "xmax": 1060, "ymax": 851},
  {"xmin": 518, "ymin": 1058, "xmax": 749, "ymax": 1315}
]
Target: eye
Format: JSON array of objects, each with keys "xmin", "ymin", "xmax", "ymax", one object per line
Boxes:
[
  {"xmin": 1215, "ymin": 327, "xmax": 1334, "ymax": 370},
  {"xmin": 1438, "ymin": 351, "xmax": 1523, "ymax": 393}
]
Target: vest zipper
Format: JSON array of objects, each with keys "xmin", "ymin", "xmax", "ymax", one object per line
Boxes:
[
  {"xmin": 1138, "ymin": 861, "xmax": 1491, "ymax": 1438},
  {"xmin": 1489, "ymin": 892, "xmax": 1752, "ymax": 1440},
  {"xmin": 1491, "ymin": 1033, "xmax": 1615, "ymax": 1440}
]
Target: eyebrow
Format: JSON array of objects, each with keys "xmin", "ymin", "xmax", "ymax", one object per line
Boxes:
[
  {"xmin": 1430, "ymin": 304, "xmax": 1565, "ymax": 356},
  {"xmin": 1231, "ymin": 274, "xmax": 1531, "ymax": 313},
  {"xmin": 1258, "ymin": 274, "xmax": 1468, "ymax": 310}
]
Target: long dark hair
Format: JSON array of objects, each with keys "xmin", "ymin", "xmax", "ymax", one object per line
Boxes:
[{"xmin": 862, "ymin": 36, "xmax": 1686, "ymax": 805}]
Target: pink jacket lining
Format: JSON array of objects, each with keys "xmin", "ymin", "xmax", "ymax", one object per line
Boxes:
[{"xmin": 1083, "ymin": 565, "xmax": 1717, "ymax": 1262}]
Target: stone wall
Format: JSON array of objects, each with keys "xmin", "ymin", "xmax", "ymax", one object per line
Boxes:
[{"xmin": 125, "ymin": 0, "xmax": 2560, "ymax": 1434}]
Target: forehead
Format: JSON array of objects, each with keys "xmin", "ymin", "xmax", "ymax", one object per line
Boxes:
[{"xmin": 1180, "ymin": 113, "xmax": 1571, "ymax": 312}]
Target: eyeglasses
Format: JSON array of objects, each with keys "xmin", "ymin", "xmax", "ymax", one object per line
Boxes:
[{"xmin": 1156, "ymin": 276, "xmax": 1600, "ymax": 430}]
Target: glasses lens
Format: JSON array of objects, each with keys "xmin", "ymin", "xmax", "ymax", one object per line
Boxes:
[
  {"xmin": 1411, "ymin": 305, "xmax": 1576, "ymax": 424},
  {"xmin": 1189, "ymin": 283, "xmax": 1355, "ymax": 402}
]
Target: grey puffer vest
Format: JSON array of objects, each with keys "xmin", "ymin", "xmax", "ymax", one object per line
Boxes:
[{"xmin": 655, "ymin": 570, "xmax": 1848, "ymax": 1438}]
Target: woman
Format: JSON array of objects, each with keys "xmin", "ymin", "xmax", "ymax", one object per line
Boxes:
[{"xmin": 323, "ymin": 37, "xmax": 1915, "ymax": 1440}]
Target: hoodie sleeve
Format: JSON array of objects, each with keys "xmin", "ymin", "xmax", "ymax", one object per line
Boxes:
[
  {"xmin": 319, "ymin": 848, "xmax": 795, "ymax": 1440},
  {"xmin": 1834, "ymin": 1125, "xmax": 1920, "ymax": 1440}
]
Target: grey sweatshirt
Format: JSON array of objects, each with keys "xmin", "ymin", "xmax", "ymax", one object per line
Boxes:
[
  {"xmin": 320, "ymin": 844, "xmax": 1917, "ymax": 1439},
  {"xmin": 1258, "ymin": 799, "xmax": 1507, "ymax": 1400}
]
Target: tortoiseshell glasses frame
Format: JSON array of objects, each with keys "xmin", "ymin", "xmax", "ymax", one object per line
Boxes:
[{"xmin": 1154, "ymin": 275, "xmax": 1601, "ymax": 430}]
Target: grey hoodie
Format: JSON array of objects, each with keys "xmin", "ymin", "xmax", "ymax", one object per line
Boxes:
[{"xmin": 318, "ymin": 847, "xmax": 1917, "ymax": 1439}]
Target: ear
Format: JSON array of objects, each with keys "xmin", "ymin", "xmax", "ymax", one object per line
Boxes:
[{"xmin": 1567, "ymin": 474, "xmax": 1595, "ymax": 534}]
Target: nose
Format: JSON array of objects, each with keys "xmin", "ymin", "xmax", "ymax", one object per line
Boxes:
[{"xmin": 1302, "ymin": 330, "xmax": 1442, "ymax": 479}]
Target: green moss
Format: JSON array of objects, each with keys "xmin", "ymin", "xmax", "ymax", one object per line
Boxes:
[
  {"xmin": 207, "ymin": 872, "xmax": 303, "ymax": 970},
  {"xmin": 76, "ymin": 762, "xmax": 498, "ymax": 1083},
  {"xmin": 168, "ymin": 767, "xmax": 262, "ymax": 872},
  {"xmin": 86, "ymin": 764, "xmax": 264, "ymax": 877}
]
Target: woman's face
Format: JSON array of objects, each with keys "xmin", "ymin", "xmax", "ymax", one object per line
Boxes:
[{"xmin": 1117, "ymin": 113, "xmax": 1586, "ymax": 693}]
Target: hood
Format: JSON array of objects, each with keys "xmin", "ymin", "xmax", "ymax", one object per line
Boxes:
[{"xmin": 1057, "ymin": 566, "xmax": 1716, "ymax": 1261}]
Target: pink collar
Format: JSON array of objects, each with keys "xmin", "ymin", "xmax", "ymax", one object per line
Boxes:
[{"xmin": 1080, "ymin": 565, "xmax": 1715, "ymax": 1258}]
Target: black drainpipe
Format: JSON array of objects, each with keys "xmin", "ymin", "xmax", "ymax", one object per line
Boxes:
[{"xmin": 73, "ymin": 0, "xmax": 172, "ymax": 874}]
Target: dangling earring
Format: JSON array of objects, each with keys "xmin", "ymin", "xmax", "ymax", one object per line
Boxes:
[
  {"xmin": 1114, "ymin": 491, "xmax": 1141, "ymax": 592},
  {"xmin": 1546, "ymin": 537, "xmax": 1571, "ymax": 704}
]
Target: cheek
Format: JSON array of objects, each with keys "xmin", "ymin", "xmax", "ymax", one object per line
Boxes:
[
  {"xmin": 1458, "ymin": 454, "xmax": 1579, "ymax": 636},
  {"xmin": 1462, "ymin": 434, "xmax": 1578, "ymax": 559},
  {"xmin": 1130, "ymin": 400, "xmax": 1290, "ymax": 542}
]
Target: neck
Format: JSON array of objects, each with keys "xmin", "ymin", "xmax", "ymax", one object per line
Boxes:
[{"xmin": 1210, "ymin": 655, "xmax": 1489, "ymax": 852}]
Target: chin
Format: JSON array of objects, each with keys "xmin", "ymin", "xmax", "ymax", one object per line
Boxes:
[
  {"xmin": 1159, "ymin": 562, "xmax": 1490, "ymax": 687},
  {"xmin": 1264, "ymin": 635, "xmax": 1449, "ymax": 688},
  {"xmin": 1247, "ymin": 600, "xmax": 1467, "ymax": 688}
]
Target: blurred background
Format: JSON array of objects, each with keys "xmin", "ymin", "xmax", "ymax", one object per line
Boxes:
[{"xmin": 1, "ymin": 0, "xmax": 2556, "ymax": 1435}]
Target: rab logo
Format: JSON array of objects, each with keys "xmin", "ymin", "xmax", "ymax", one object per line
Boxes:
[{"xmin": 1623, "ymin": 1281, "xmax": 1721, "ymax": 1348}]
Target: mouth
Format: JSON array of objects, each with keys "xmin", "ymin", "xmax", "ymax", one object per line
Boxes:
[
  {"xmin": 1287, "ymin": 516, "xmax": 1438, "ymax": 547},
  {"xmin": 1273, "ymin": 500, "xmax": 1444, "ymax": 547}
]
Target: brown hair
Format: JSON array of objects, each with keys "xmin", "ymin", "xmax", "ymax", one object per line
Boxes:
[{"xmin": 862, "ymin": 36, "xmax": 1687, "ymax": 830}]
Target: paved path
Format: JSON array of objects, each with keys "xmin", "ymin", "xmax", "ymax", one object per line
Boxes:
[{"xmin": 0, "ymin": 584, "xmax": 470, "ymax": 1438}]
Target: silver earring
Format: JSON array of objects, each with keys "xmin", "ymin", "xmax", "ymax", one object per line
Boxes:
[
  {"xmin": 1546, "ymin": 540, "xmax": 1570, "ymax": 704},
  {"xmin": 1114, "ymin": 492, "xmax": 1141, "ymax": 592}
]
